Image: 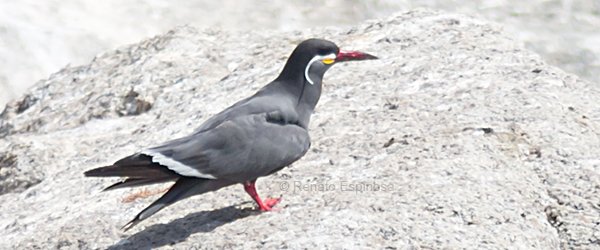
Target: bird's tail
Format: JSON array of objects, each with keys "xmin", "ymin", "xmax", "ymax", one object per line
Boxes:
[
  {"xmin": 84, "ymin": 153, "xmax": 179, "ymax": 191},
  {"xmin": 122, "ymin": 177, "xmax": 232, "ymax": 231},
  {"xmin": 101, "ymin": 177, "xmax": 176, "ymax": 191}
]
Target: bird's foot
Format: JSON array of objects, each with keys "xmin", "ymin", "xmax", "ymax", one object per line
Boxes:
[
  {"xmin": 243, "ymin": 180, "xmax": 282, "ymax": 211},
  {"xmin": 259, "ymin": 197, "xmax": 282, "ymax": 211}
]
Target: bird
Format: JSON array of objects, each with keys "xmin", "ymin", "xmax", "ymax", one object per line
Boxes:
[{"xmin": 84, "ymin": 38, "xmax": 377, "ymax": 231}]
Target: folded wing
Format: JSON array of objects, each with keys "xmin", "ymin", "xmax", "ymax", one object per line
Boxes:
[{"xmin": 142, "ymin": 112, "xmax": 310, "ymax": 182}]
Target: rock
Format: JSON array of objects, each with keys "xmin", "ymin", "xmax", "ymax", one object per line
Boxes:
[
  {"xmin": 0, "ymin": 9, "xmax": 599, "ymax": 249},
  {"xmin": 0, "ymin": 151, "xmax": 41, "ymax": 194}
]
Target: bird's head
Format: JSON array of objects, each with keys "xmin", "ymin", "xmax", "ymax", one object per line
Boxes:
[{"xmin": 277, "ymin": 38, "xmax": 377, "ymax": 85}]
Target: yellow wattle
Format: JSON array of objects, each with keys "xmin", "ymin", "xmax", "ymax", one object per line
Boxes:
[{"xmin": 322, "ymin": 58, "xmax": 335, "ymax": 65}]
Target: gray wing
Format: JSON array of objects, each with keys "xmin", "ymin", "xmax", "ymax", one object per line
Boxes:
[
  {"xmin": 142, "ymin": 111, "xmax": 310, "ymax": 182},
  {"xmin": 195, "ymin": 90, "xmax": 297, "ymax": 133}
]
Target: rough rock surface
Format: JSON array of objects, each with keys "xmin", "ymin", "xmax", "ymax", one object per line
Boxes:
[
  {"xmin": 0, "ymin": 10, "xmax": 599, "ymax": 249},
  {"xmin": 2, "ymin": 1, "xmax": 600, "ymax": 109}
]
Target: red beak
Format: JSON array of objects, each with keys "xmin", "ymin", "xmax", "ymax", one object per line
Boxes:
[{"xmin": 336, "ymin": 50, "xmax": 378, "ymax": 62}]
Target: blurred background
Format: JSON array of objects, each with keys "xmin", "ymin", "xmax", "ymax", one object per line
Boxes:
[{"xmin": 1, "ymin": 0, "xmax": 599, "ymax": 108}]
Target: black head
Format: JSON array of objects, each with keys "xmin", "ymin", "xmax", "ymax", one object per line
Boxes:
[
  {"xmin": 291, "ymin": 39, "xmax": 341, "ymax": 66},
  {"xmin": 276, "ymin": 38, "xmax": 377, "ymax": 85},
  {"xmin": 268, "ymin": 38, "xmax": 377, "ymax": 127}
]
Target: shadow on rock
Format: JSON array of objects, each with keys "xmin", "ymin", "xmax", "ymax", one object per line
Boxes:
[{"xmin": 109, "ymin": 204, "xmax": 258, "ymax": 249}]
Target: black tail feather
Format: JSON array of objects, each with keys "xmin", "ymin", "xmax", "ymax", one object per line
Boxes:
[
  {"xmin": 86, "ymin": 154, "xmax": 234, "ymax": 231},
  {"xmin": 84, "ymin": 164, "xmax": 176, "ymax": 179},
  {"xmin": 102, "ymin": 177, "xmax": 177, "ymax": 191},
  {"xmin": 85, "ymin": 153, "xmax": 177, "ymax": 179},
  {"xmin": 122, "ymin": 178, "xmax": 199, "ymax": 231},
  {"xmin": 122, "ymin": 178, "xmax": 233, "ymax": 231}
]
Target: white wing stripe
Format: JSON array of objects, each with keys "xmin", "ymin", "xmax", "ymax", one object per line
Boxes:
[{"xmin": 141, "ymin": 150, "xmax": 217, "ymax": 179}]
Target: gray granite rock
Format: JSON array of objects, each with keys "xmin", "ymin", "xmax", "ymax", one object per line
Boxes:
[{"xmin": 0, "ymin": 10, "xmax": 598, "ymax": 249}]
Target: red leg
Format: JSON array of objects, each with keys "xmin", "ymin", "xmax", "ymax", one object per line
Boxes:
[{"xmin": 243, "ymin": 180, "xmax": 281, "ymax": 211}]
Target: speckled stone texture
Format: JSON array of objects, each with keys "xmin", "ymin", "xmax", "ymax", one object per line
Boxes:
[{"xmin": 0, "ymin": 10, "xmax": 598, "ymax": 249}]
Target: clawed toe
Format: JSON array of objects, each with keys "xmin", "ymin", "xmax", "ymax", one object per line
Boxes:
[{"xmin": 261, "ymin": 197, "xmax": 282, "ymax": 210}]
